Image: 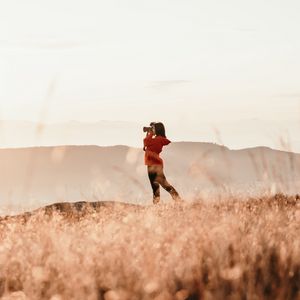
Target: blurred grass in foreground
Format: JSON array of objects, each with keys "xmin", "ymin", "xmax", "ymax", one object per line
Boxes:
[{"xmin": 0, "ymin": 194, "xmax": 299, "ymax": 300}]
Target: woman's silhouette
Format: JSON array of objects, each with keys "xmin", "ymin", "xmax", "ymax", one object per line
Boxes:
[{"xmin": 143, "ymin": 122, "xmax": 182, "ymax": 204}]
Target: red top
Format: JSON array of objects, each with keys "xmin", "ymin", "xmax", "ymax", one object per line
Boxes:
[{"xmin": 143, "ymin": 132, "xmax": 171, "ymax": 166}]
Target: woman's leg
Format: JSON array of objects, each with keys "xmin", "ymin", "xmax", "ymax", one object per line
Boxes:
[
  {"xmin": 147, "ymin": 166, "xmax": 160, "ymax": 204},
  {"xmin": 156, "ymin": 166, "xmax": 181, "ymax": 202}
]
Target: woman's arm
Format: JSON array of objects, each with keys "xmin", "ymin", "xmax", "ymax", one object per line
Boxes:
[{"xmin": 143, "ymin": 132, "xmax": 154, "ymax": 148}]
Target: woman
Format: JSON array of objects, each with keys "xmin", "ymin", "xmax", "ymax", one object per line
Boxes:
[{"xmin": 143, "ymin": 122, "xmax": 182, "ymax": 204}]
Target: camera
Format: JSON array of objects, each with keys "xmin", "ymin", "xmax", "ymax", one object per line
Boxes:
[
  {"xmin": 143, "ymin": 127, "xmax": 152, "ymax": 132},
  {"xmin": 143, "ymin": 122, "xmax": 156, "ymax": 132}
]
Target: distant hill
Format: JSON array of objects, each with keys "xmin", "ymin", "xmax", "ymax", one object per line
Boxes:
[
  {"xmin": 1, "ymin": 119, "xmax": 299, "ymax": 152},
  {"xmin": 0, "ymin": 143, "xmax": 299, "ymax": 214}
]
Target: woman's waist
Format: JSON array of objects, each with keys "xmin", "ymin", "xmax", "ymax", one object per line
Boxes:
[
  {"xmin": 145, "ymin": 149, "xmax": 162, "ymax": 155},
  {"xmin": 144, "ymin": 150, "xmax": 163, "ymax": 164}
]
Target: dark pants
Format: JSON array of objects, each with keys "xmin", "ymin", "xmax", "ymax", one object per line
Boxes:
[{"xmin": 147, "ymin": 165, "xmax": 181, "ymax": 204}]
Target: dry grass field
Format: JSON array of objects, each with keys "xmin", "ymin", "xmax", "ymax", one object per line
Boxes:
[{"xmin": 0, "ymin": 194, "xmax": 299, "ymax": 300}]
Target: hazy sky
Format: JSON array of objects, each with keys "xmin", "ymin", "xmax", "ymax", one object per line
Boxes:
[{"xmin": 0, "ymin": 0, "xmax": 300, "ymax": 149}]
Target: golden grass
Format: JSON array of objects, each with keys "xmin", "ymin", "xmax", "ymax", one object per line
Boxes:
[{"xmin": 0, "ymin": 194, "xmax": 299, "ymax": 300}]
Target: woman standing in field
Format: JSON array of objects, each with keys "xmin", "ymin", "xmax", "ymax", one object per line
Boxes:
[{"xmin": 143, "ymin": 122, "xmax": 182, "ymax": 204}]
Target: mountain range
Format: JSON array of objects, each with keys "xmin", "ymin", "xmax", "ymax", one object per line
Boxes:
[
  {"xmin": 0, "ymin": 142, "xmax": 299, "ymax": 214},
  {"xmin": 0, "ymin": 119, "xmax": 299, "ymax": 152}
]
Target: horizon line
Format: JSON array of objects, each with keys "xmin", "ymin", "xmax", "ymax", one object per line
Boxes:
[{"xmin": 0, "ymin": 142, "xmax": 298, "ymax": 155}]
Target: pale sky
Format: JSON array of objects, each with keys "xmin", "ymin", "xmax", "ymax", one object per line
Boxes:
[{"xmin": 0, "ymin": 0, "xmax": 300, "ymax": 150}]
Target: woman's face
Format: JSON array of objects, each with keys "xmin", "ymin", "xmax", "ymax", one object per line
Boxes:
[{"xmin": 151, "ymin": 125, "xmax": 156, "ymax": 135}]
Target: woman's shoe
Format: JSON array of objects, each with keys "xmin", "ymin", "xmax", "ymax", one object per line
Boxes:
[
  {"xmin": 174, "ymin": 196, "xmax": 183, "ymax": 203},
  {"xmin": 153, "ymin": 197, "xmax": 160, "ymax": 204}
]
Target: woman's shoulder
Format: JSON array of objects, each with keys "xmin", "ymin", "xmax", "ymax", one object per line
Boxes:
[{"xmin": 156, "ymin": 135, "xmax": 171, "ymax": 145}]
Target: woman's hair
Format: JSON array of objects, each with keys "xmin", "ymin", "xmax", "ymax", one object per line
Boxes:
[{"xmin": 154, "ymin": 122, "xmax": 166, "ymax": 137}]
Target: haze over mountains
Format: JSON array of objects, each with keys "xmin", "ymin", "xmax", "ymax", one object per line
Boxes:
[
  {"xmin": 1, "ymin": 142, "xmax": 299, "ymax": 215},
  {"xmin": 0, "ymin": 119, "xmax": 299, "ymax": 152},
  {"xmin": 0, "ymin": 120, "xmax": 141, "ymax": 148}
]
